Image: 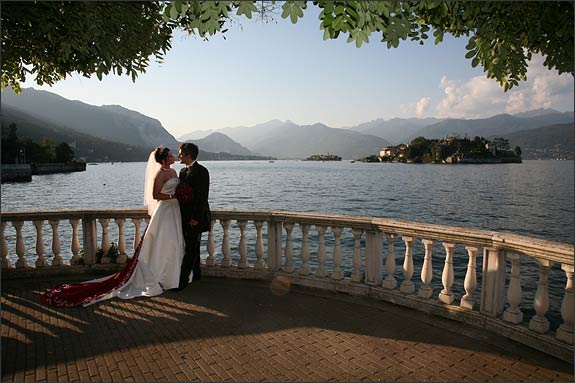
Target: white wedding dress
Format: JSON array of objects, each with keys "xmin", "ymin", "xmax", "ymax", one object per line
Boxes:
[
  {"xmin": 41, "ymin": 157, "xmax": 192, "ymax": 308},
  {"xmin": 54, "ymin": 177, "xmax": 187, "ymax": 306},
  {"xmin": 83, "ymin": 177, "xmax": 189, "ymax": 306}
]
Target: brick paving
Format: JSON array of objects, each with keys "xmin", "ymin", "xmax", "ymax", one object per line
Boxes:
[{"xmin": 1, "ymin": 273, "xmax": 573, "ymax": 382}]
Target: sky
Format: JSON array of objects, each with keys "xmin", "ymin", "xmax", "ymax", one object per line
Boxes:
[{"xmin": 22, "ymin": 5, "xmax": 575, "ymax": 140}]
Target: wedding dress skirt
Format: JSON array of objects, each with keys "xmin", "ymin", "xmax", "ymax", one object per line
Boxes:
[{"xmin": 42, "ymin": 177, "xmax": 190, "ymax": 308}]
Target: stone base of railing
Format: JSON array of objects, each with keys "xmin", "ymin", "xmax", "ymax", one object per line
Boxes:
[{"xmin": 1, "ymin": 264, "xmax": 124, "ymax": 280}]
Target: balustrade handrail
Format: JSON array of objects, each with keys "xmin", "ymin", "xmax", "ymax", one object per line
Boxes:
[{"xmin": 2, "ymin": 208, "xmax": 572, "ymax": 265}]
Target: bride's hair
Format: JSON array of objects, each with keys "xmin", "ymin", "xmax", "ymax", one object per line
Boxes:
[{"xmin": 154, "ymin": 146, "xmax": 170, "ymax": 164}]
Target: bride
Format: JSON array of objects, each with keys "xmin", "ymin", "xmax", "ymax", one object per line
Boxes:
[{"xmin": 41, "ymin": 146, "xmax": 191, "ymax": 308}]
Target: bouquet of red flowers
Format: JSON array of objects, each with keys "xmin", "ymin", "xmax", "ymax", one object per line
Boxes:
[{"xmin": 175, "ymin": 183, "xmax": 193, "ymax": 204}]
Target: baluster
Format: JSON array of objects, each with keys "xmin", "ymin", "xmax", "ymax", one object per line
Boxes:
[
  {"xmin": 299, "ymin": 224, "xmax": 310, "ymax": 276},
  {"xmin": 99, "ymin": 218, "xmax": 110, "ymax": 260},
  {"xmin": 254, "ymin": 221, "xmax": 265, "ymax": 270},
  {"xmin": 438, "ymin": 242, "xmax": 455, "ymax": 304},
  {"xmin": 351, "ymin": 228, "xmax": 363, "ymax": 283},
  {"xmin": 237, "ymin": 220, "xmax": 248, "ymax": 268},
  {"xmin": 331, "ymin": 227, "xmax": 343, "ymax": 280},
  {"xmin": 283, "ymin": 223, "xmax": 294, "ymax": 273},
  {"xmin": 69, "ymin": 219, "xmax": 81, "ymax": 264},
  {"xmin": 220, "ymin": 219, "xmax": 231, "ymax": 267},
  {"xmin": 315, "ymin": 225, "xmax": 327, "ymax": 278},
  {"xmin": 115, "ymin": 218, "xmax": 127, "ymax": 264},
  {"xmin": 132, "ymin": 218, "xmax": 141, "ymax": 251},
  {"xmin": 33, "ymin": 220, "xmax": 47, "ymax": 267},
  {"xmin": 49, "ymin": 220, "xmax": 63, "ymax": 266},
  {"xmin": 556, "ymin": 264, "xmax": 574, "ymax": 344},
  {"xmin": 206, "ymin": 219, "xmax": 216, "ymax": 266},
  {"xmin": 144, "ymin": 217, "xmax": 150, "ymax": 226},
  {"xmin": 1, "ymin": 222, "xmax": 11, "ymax": 268},
  {"xmin": 528, "ymin": 259, "xmax": 551, "ymax": 334},
  {"xmin": 383, "ymin": 233, "xmax": 397, "ymax": 289},
  {"xmin": 460, "ymin": 246, "xmax": 479, "ymax": 309},
  {"xmin": 400, "ymin": 236, "xmax": 414, "ymax": 293},
  {"xmin": 13, "ymin": 221, "xmax": 27, "ymax": 268},
  {"xmin": 503, "ymin": 252, "xmax": 523, "ymax": 323},
  {"xmin": 418, "ymin": 239, "xmax": 434, "ymax": 299}
]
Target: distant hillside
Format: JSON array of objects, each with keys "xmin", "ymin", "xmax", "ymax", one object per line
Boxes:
[
  {"xmin": 186, "ymin": 132, "xmax": 254, "ymax": 156},
  {"xmin": 501, "ymin": 123, "xmax": 574, "ymax": 160},
  {"xmin": 348, "ymin": 117, "xmax": 444, "ymax": 144},
  {"xmin": 1, "ymin": 104, "xmax": 151, "ymax": 162},
  {"xmin": 2, "ymin": 88, "xmax": 180, "ymax": 150},
  {"xmin": 0, "ymin": 104, "xmax": 273, "ymax": 162},
  {"xmin": 180, "ymin": 120, "xmax": 390, "ymax": 159},
  {"xmin": 409, "ymin": 111, "xmax": 574, "ymax": 141},
  {"xmin": 247, "ymin": 123, "xmax": 391, "ymax": 159}
]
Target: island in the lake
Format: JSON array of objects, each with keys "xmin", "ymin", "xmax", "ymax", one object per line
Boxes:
[
  {"xmin": 305, "ymin": 154, "xmax": 342, "ymax": 161},
  {"xmin": 356, "ymin": 136, "xmax": 522, "ymax": 164}
]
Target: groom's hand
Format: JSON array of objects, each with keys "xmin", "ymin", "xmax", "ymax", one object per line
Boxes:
[{"xmin": 190, "ymin": 218, "xmax": 199, "ymax": 227}]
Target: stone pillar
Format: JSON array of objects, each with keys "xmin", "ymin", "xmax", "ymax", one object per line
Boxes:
[
  {"xmin": 1, "ymin": 222, "xmax": 11, "ymax": 269},
  {"xmin": 503, "ymin": 252, "xmax": 523, "ymax": 324},
  {"xmin": 438, "ymin": 242, "xmax": 455, "ymax": 304},
  {"xmin": 400, "ymin": 236, "xmax": 414, "ymax": 294},
  {"xmin": 82, "ymin": 217, "xmax": 97, "ymax": 265},
  {"xmin": 132, "ymin": 218, "xmax": 141, "ymax": 251},
  {"xmin": 315, "ymin": 225, "xmax": 327, "ymax": 278},
  {"xmin": 115, "ymin": 218, "xmax": 128, "ymax": 264},
  {"xmin": 283, "ymin": 222, "xmax": 294, "ymax": 273},
  {"xmin": 383, "ymin": 233, "xmax": 397, "ymax": 289},
  {"xmin": 460, "ymin": 246, "xmax": 479, "ymax": 309},
  {"xmin": 49, "ymin": 220, "xmax": 63, "ymax": 266},
  {"xmin": 14, "ymin": 221, "xmax": 27, "ymax": 268},
  {"xmin": 69, "ymin": 219, "xmax": 81, "ymax": 264},
  {"xmin": 99, "ymin": 218, "xmax": 110, "ymax": 263},
  {"xmin": 529, "ymin": 258, "xmax": 551, "ymax": 334},
  {"xmin": 556, "ymin": 264, "xmax": 574, "ymax": 344},
  {"xmin": 299, "ymin": 224, "xmax": 310, "ymax": 276},
  {"xmin": 237, "ymin": 220, "xmax": 248, "ymax": 268},
  {"xmin": 220, "ymin": 219, "xmax": 231, "ymax": 267},
  {"xmin": 331, "ymin": 227, "xmax": 343, "ymax": 280},
  {"xmin": 254, "ymin": 221, "xmax": 265, "ymax": 270},
  {"xmin": 365, "ymin": 230, "xmax": 382, "ymax": 286},
  {"xmin": 418, "ymin": 239, "xmax": 434, "ymax": 299},
  {"xmin": 33, "ymin": 220, "xmax": 47, "ymax": 267},
  {"xmin": 267, "ymin": 220, "xmax": 283, "ymax": 271},
  {"xmin": 206, "ymin": 219, "xmax": 216, "ymax": 267},
  {"xmin": 480, "ymin": 247, "xmax": 506, "ymax": 317},
  {"xmin": 351, "ymin": 228, "xmax": 363, "ymax": 283}
]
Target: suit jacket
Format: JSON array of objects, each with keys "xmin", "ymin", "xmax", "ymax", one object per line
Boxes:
[{"xmin": 179, "ymin": 162, "xmax": 211, "ymax": 233}]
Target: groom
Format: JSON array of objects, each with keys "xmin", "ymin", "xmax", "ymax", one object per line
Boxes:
[{"xmin": 177, "ymin": 142, "xmax": 211, "ymax": 289}]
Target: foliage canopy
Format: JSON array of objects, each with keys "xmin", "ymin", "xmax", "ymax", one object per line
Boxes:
[{"xmin": 2, "ymin": 1, "xmax": 573, "ymax": 93}]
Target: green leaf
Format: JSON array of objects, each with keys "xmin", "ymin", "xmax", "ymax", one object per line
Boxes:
[{"xmin": 465, "ymin": 50, "xmax": 476, "ymax": 59}]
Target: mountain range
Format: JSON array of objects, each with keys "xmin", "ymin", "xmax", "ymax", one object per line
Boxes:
[{"xmin": 1, "ymin": 87, "xmax": 573, "ymax": 161}]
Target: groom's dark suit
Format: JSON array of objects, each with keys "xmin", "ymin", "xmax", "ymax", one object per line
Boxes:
[{"xmin": 178, "ymin": 161, "xmax": 211, "ymax": 289}]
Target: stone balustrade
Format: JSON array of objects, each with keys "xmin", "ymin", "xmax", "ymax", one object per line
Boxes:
[{"xmin": 1, "ymin": 208, "xmax": 573, "ymax": 363}]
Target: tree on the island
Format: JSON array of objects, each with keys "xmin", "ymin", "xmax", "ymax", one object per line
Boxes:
[
  {"xmin": 514, "ymin": 146, "xmax": 522, "ymax": 157},
  {"xmin": 55, "ymin": 142, "xmax": 75, "ymax": 163},
  {"xmin": 1, "ymin": 1, "xmax": 573, "ymax": 93}
]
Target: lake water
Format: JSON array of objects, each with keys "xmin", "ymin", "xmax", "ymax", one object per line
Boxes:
[{"xmin": 2, "ymin": 160, "xmax": 573, "ymax": 325}]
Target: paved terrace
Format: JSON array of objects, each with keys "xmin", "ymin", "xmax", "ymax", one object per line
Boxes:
[{"xmin": 2, "ymin": 273, "xmax": 573, "ymax": 382}]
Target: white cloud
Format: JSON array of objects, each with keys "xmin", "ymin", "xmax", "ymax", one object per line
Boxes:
[
  {"xmin": 400, "ymin": 96, "xmax": 431, "ymax": 117},
  {"xmin": 434, "ymin": 54, "xmax": 574, "ymax": 118},
  {"xmin": 415, "ymin": 97, "xmax": 431, "ymax": 116}
]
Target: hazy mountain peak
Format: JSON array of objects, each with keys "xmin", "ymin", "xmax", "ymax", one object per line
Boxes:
[{"xmin": 513, "ymin": 108, "xmax": 561, "ymax": 118}]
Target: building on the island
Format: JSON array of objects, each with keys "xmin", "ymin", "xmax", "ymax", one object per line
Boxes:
[{"xmin": 379, "ymin": 144, "xmax": 408, "ymax": 158}]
